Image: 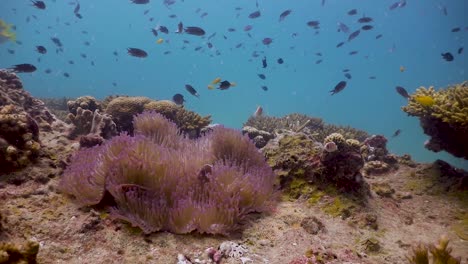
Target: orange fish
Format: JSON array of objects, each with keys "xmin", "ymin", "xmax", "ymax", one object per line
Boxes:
[{"xmin": 400, "ymin": 66, "xmax": 405, "ymax": 72}]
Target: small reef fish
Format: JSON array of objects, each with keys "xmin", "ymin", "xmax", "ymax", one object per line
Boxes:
[
  {"xmin": 358, "ymin": 16, "xmax": 373, "ymax": 23},
  {"xmin": 306, "ymin": 21, "xmax": 320, "ymax": 28},
  {"xmin": 253, "ymin": 106, "xmax": 263, "ymax": 117},
  {"xmin": 74, "ymin": 2, "xmax": 82, "ymax": 19},
  {"xmin": 248, "ymin": 11, "xmax": 261, "ymax": 19},
  {"xmin": 337, "ymin": 22, "xmax": 349, "ymax": 34},
  {"xmin": 262, "ymin": 57, "xmax": 267, "ymax": 68},
  {"xmin": 127, "ymin": 48, "xmax": 148, "ymax": 58},
  {"xmin": 277, "ymin": 58, "xmax": 284, "ymax": 64},
  {"xmin": 361, "ymin": 25, "xmax": 373, "ymax": 31},
  {"xmin": 156, "ymin": 38, "xmax": 164, "ymax": 44},
  {"xmin": 131, "ymin": 0, "xmax": 149, "ymax": 4},
  {"xmin": 185, "ymin": 84, "xmax": 200, "ymax": 98},
  {"xmin": 8, "ymin": 63, "xmax": 37, "ymax": 73},
  {"xmin": 173, "ymin": 93, "xmax": 185, "ymax": 105},
  {"xmin": 217, "ymin": 80, "xmax": 236, "ymax": 90},
  {"xmin": 36, "ymin": 45, "xmax": 47, "ymax": 54},
  {"xmin": 176, "ymin": 22, "xmax": 183, "ymax": 33},
  {"xmin": 441, "ymin": 52, "xmax": 454, "ymax": 62},
  {"xmin": 211, "ymin": 77, "xmax": 221, "ymax": 84},
  {"xmin": 348, "ymin": 9, "xmax": 357, "ymax": 15},
  {"xmin": 348, "ymin": 30, "xmax": 360, "ymax": 42},
  {"xmin": 458, "ymin": 47, "xmax": 464, "ymax": 54},
  {"xmin": 244, "ymin": 25, "xmax": 253, "ymax": 31},
  {"xmin": 184, "ymin": 26, "xmax": 205, "ymax": 36},
  {"xmin": 392, "ymin": 129, "xmax": 401, "ymax": 138},
  {"xmin": 413, "ymin": 95, "xmax": 435, "ymax": 107},
  {"xmin": 395, "ymin": 86, "xmax": 410, "ymax": 99},
  {"xmin": 330, "ymin": 81, "xmax": 347, "ymax": 95},
  {"xmin": 158, "ymin": 26, "xmax": 169, "ymax": 34},
  {"xmin": 400, "ymin": 66, "xmax": 405, "ymax": 72},
  {"xmin": 262, "ymin": 38, "xmax": 273, "ymax": 45},
  {"xmin": 261, "ymin": 86, "xmax": 268, "ymax": 91},
  {"xmin": 31, "ymin": 1, "xmax": 46, "ymax": 9},
  {"xmin": 207, "ymin": 85, "xmax": 214, "ymax": 90},
  {"xmin": 279, "ymin": 9, "xmax": 292, "ymax": 22},
  {"xmin": 257, "ymin": 74, "xmax": 266, "ymax": 80}
]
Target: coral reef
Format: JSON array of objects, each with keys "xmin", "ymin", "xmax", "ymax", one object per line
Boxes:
[
  {"xmin": 104, "ymin": 96, "xmax": 153, "ymax": 133},
  {"xmin": 263, "ymin": 130, "xmax": 367, "ymax": 193},
  {"xmin": 320, "ymin": 124, "xmax": 369, "ymax": 142},
  {"xmin": 0, "ymin": 240, "xmax": 40, "ymax": 264},
  {"xmin": 39, "ymin": 97, "xmax": 72, "ymax": 123},
  {"xmin": 244, "ymin": 113, "xmax": 323, "ymax": 134},
  {"xmin": 67, "ymin": 107, "xmax": 117, "ymax": 144},
  {"xmin": 241, "ymin": 126, "xmax": 274, "ymax": 148},
  {"xmin": 244, "ymin": 113, "xmax": 368, "ymax": 148},
  {"xmin": 320, "ymin": 133, "xmax": 366, "ymax": 191},
  {"xmin": 0, "ymin": 105, "xmax": 41, "ymax": 172},
  {"xmin": 60, "ymin": 111, "xmax": 276, "ymax": 235},
  {"xmin": 402, "ymin": 82, "xmax": 468, "ymax": 159},
  {"xmin": 67, "ymin": 96, "xmax": 102, "ymax": 115},
  {"xmin": 406, "ymin": 236, "xmax": 461, "ymax": 264},
  {"xmin": 0, "ymin": 71, "xmax": 53, "ymax": 173},
  {"xmin": 103, "ymin": 97, "xmax": 211, "ymax": 137},
  {"xmin": 144, "ymin": 100, "xmax": 211, "ymax": 137},
  {"xmin": 362, "ymin": 160, "xmax": 391, "ymax": 176}
]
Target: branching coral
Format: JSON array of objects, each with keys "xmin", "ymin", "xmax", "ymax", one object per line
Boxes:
[
  {"xmin": 402, "ymin": 82, "xmax": 468, "ymax": 159},
  {"xmin": 60, "ymin": 111, "xmax": 276, "ymax": 235},
  {"xmin": 244, "ymin": 113, "xmax": 323, "ymax": 134}
]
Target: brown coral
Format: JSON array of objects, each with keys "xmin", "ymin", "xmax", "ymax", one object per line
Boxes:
[
  {"xmin": 105, "ymin": 96, "xmax": 153, "ymax": 133},
  {"xmin": 0, "ymin": 104, "xmax": 40, "ymax": 173},
  {"xmin": 144, "ymin": 100, "xmax": 211, "ymax": 137},
  {"xmin": 67, "ymin": 95, "xmax": 102, "ymax": 115}
]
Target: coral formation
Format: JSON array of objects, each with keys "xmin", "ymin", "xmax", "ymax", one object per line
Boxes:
[
  {"xmin": 0, "ymin": 240, "xmax": 40, "ymax": 264},
  {"xmin": 320, "ymin": 133, "xmax": 366, "ymax": 191},
  {"xmin": 39, "ymin": 97, "xmax": 72, "ymax": 123},
  {"xmin": 402, "ymin": 82, "xmax": 468, "ymax": 159},
  {"xmin": 241, "ymin": 126, "xmax": 274, "ymax": 148},
  {"xmin": 104, "ymin": 96, "xmax": 153, "ymax": 132},
  {"xmin": 103, "ymin": 97, "xmax": 211, "ymax": 137},
  {"xmin": 263, "ymin": 130, "xmax": 367, "ymax": 193},
  {"xmin": 67, "ymin": 96, "xmax": 102, "ymax": 115},
  {"xmin": 144, "ymin": 100, "xmax": 211, "ymax": 137},
  {"xmin": 244, "ymin": 113, "xmax": 368, "ymax": 148},
  {"xmin": 60, "ymin": 111, "xmax": 276, "ymax": 235},
  {"xmin": 244, "ymin": 113, "xmax": 323, "ymax": 134},
  {"xmin": 67, "ymin": 107, "xmax": 117, "ymax": 143},
  {"xmin": 0, "ymin": 105, "xmax": 40, "ymax": 172},
  {"xmin": 362, "ymin": 161, "xmax": 391, "ymax": 176}
]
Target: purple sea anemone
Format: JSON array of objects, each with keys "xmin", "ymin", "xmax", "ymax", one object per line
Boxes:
[{"xmin": 60, "ymin": 111, "xmax": 276, "ymax": 235}]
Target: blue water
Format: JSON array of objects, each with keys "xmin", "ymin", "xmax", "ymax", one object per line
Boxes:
[{"xmin": 1, "ymin": 0, "xmax": 467, "ymax": 169}]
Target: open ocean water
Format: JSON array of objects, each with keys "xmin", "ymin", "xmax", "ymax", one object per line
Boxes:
[{"xmin": 0, "ymin": 0, "xmax": 467, "ymax": 169}]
